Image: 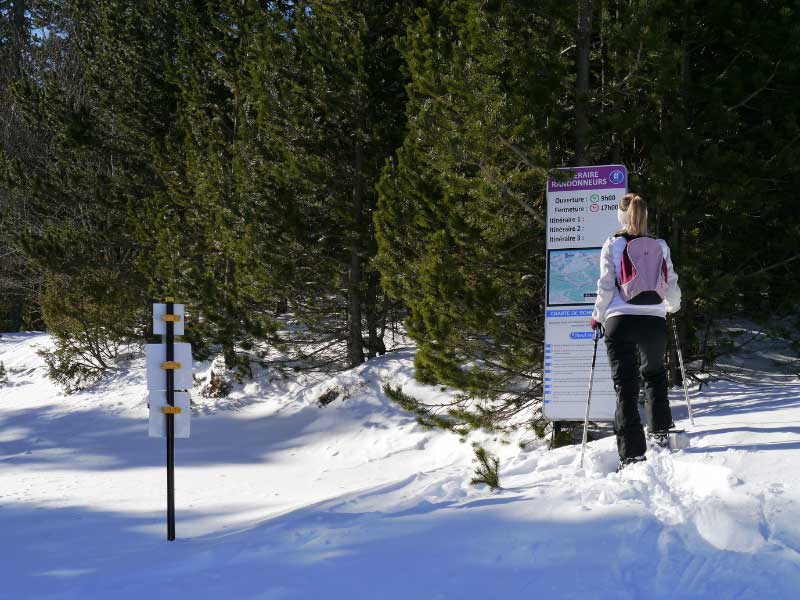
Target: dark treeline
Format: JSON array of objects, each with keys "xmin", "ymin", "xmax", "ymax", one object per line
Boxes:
[{"xmin": 1, "ymin": 1, "xmax": 798, "ymax": 430}]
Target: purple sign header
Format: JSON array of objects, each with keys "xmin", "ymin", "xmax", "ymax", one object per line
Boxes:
[{"xmin": 547, "ymin": 164, "xmax": 627, "ymax": 192}]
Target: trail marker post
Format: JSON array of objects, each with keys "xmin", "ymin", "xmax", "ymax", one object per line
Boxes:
[{"xmin": 146, "ymin": 298, "xmax": 192, "ymax": 541}]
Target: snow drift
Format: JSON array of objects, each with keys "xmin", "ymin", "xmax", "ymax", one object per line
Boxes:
[{"xmin": 1, "ymin": 332, "xmax": 799, "ymax": 599}]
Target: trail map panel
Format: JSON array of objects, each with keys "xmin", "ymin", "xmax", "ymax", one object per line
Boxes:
[
  {"xmin": 547, "ymin": 248, "xmax": 602, "ymax": 306},
  {"xmin": 543, "ymin": 165, "xmax": 627, "ymax": 421}
]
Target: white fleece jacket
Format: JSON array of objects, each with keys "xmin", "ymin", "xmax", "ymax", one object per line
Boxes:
[{"xmin": 591, "ymin": 235, "xmax": 681, "ymax": 324}]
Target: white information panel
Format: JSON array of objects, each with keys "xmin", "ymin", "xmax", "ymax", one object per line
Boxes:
[
  {"xmin": 543, "ymin": 165, "xmax": 627, "ymax": 421},
  {"xmin": 145, "ymin": 343, "xmax": 193, "ymax": 391},
  {"xmin": 149, "ymin": 391, "xmax": 191, "ymax": 438},
  {"xmin": 152, "ymin": 303, "xmax": 185, "ymax": 336}
]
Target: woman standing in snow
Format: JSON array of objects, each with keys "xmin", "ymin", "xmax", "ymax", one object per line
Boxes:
[{"xmin": 590, "ymin": 193, "xmax": 682, "ymax": 469}]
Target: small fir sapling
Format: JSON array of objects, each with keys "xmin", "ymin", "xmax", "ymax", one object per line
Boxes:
[{"xmin": 470, "ymin": 445, "xmax": 500, "ymax": 491}]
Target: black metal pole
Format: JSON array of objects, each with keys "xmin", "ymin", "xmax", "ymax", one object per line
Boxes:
[{"xmin": 166, "ymin": 299, "xmax": 176, "ymax": 541}]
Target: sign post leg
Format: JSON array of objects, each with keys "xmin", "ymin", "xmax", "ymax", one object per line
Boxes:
[{"xmin": 166, "ymin": 299, "xmax": 176, "ymax": 541}]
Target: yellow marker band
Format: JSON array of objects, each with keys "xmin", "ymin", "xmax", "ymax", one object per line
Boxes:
[
  {"xmin": 161, "ymin": 361, "xmax": 181, "ymax": 370},
  {"xmin": 164, "ymin": 296, "xmax": 175, "ymax": 302},
  {"xmin": 162, "ymin": 314, "xmax": 181, "ymax": 323},
  {"xmin": 161, "ymin": 406, "xmax": 182, "ymax": 415}
]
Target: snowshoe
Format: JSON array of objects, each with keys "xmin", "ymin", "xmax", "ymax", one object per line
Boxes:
[
  {"xmin": 647, "ymin": 429, "xmax": 688, "ymax": 451},
  {"xmin": 668, "ymin": 429, "xmax": 689, "ymax": 450},
  {"xmin": 616, "ymin": 455, "xmax": 646, "ymax": 472},
  {"xmin": 648, "ymin": 431, "xmax": 670, "ymax": 449}
]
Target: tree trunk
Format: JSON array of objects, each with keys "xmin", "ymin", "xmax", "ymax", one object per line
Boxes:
[
  {"xmin": 223, "ymin": 340, "xmax": 237, "ymax": 370},
  {"xmin": 293, "ymin": 0, "xmax": 305, "ymax": 27},
  {"xmin": 669, "ymin": 3, "xmax": 692, "ymax": 387},
  {"xmin": 364, "ymin": 195, "xmax": 384, "ymax": 359},
  {"xmin": 575, "ymin": 0, "xmax": 593, "ymax": 165},
  {"xmin": 348, "ymin": 135, "xmax": 365, "ymax": 367},
  {"xmin": 365, "ymin": 265, "xmax": 385, "ymax": 358},
  {"xmin": 8, "ymin": 298, "xmax": 23, "ymax": 332},
  {"xmin": 11, "ymin": 0, "xmax": 26, "ymax": 76}
]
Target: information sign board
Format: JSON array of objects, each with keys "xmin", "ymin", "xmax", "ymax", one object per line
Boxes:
[
  {"xmin": 543, "ymin": 165, "xmax": 627, "ymax": 421},
  {"xmin": 145, "ymin": 343, "xmax": 193, "ymax": 391},
  {"xmin": 149, "ymin": 391, "xmax": 191, "ymax": 438},
  {"xmin": 152, "ymin": 303, "xmax": 185, "ymax": 336}
]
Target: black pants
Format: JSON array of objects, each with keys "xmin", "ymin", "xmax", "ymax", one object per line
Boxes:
[{"xmin": 604, "ymin": 315, "xmax": 673, "ymax": 460}]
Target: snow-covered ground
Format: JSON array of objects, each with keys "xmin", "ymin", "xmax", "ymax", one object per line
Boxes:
[{"xmin": 1, "ymin": 332, "xmax": 799, "ymax": 599}]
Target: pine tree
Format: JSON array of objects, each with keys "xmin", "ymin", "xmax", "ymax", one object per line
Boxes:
[
  {"xmin": 375, "ymin": 0, "xmax": 570, "ymax": 433},
  {"xmin": 3, "ymin": 0, "xmax": 796, "ymax": 400},
  {"xmin": 587, "ymin": 0, "xmax": 800, "ymax": 363},
  {"xmin": 128, "ymin": 2, "xmax": 412, "ymax": 375},
  {"xmin": 132, "ymin": 0, "xmax": 283, "ymax": 371},
  {"xmin": 470, "ymin": 445, "xmax": 500, "ymax": 490},
  {"xmin": 2, "ymin": 0, "xmax": 180, "ymax": 388},
  {"xmin": 0, "ymin": 0, "xmax": 40, "ymax": 331},
  {"xmin": 236, "ymin": 1, "xmax": 412, "ymax": 369}
]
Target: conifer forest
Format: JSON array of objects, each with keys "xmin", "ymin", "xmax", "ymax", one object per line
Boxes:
[{"xmin": 1, "ymin": 0, "xmax": 799, "ymax": 432}]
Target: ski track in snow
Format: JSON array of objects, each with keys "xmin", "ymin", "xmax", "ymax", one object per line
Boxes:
[{"xmin": 0, "ymin": 332, "xmax": 799, "ymax": 599}]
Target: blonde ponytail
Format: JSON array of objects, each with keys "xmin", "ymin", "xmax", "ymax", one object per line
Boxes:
[{"xmin": 620, "ymin": 193, "xmax": 648, "ymax": 236}]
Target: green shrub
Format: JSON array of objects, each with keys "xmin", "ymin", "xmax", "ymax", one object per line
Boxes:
[{"xmin": 38, "ymin": 272, "xmax": 143, "ymax": 393}]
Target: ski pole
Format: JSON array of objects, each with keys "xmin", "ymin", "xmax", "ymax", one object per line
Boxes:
[
  {"xmin": 580, "ymin": 323, "xmax": 604, "ymax": 469},
  {"xmin": 671, "ymin": 317, "xmax": 695, "ymax": 426}
]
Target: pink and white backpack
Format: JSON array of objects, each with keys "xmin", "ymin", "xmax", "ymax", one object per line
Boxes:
[{"xmin": 616, "ymin": 236, "xmax": 669, "ymax": 305}]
